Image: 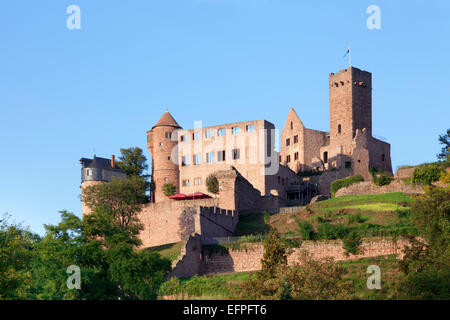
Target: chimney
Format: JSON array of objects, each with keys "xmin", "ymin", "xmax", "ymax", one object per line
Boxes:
[{"xmin": 111, "ymin": 155, "xmax": 115, "ymax": 168}]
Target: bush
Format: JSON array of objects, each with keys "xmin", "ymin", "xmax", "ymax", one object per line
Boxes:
[
  {"xmin": 342, "ymin": 231, "xmax": 363, "ymax": 256},
  {"xmin": 206, "ymin": 173, "xmax": 219, "ymax": 194},
  {"xmin": 347, "ymin": 213, "xmax": 363, "ymax": 225},
  {"xmin": 317, "ymin": 223, "xmax": 349, "ymax": 240},
  {"xmin": 295, "ymin": 217, "xmax": 315, "ymax": 240},
  {"xmin": 370, "ymin": 167, "xmax": 394, "ymax": 186},
  {"xmin": 162, "ymin": 182, "xmax": 176, "ymax": 197},
  {"xmin": 330, "ymin": 175, "xmax": 364, "ymax": 197},
  {"xmin": 412, "ymin": 163, "xmax": 445, "ymax": 185}
]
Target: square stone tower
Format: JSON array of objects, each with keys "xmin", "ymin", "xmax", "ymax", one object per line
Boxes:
[{"xmin": 329, "ymin": 67, "xmax": 372, "ymax": 152}]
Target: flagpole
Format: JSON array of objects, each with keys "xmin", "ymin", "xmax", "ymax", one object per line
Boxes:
[{"xmin": 348, "ymin": 46, "xmax": 351, "ymax": 67}]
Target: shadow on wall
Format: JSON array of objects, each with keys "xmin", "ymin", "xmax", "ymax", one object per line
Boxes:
[{"xmin": 178, "ymin": 207, "xmax": 196, "ymax": 241}]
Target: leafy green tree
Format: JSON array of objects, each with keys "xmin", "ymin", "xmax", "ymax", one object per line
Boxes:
[
  {"xmin": 162, "ymin": 182, "xmax": 176, "ymax": 197},
  {"xmin": 342, "ymin": 231, "xmax": 363, "ymax": 256},
  {"xmin": 280, "ymin": 251, "xmax": 353, "ymax": 300},
  {"xmin": 33, "ymin": 209, "xmax": 171, "ymax": 300},
  {"xmin": 260, "ymin": 229, "xmax": 287, "ymax": 279},
  {"xmin": 437, "ymin": 128, "xmax": 450, "ymax": 162},
  {"xmin": 117, "ymin": 147, "xmax": 149, "ymax": 178},
  {"xmin": 0, "ymin": 214, "xmax": 39, "ymax": 299},
  {"xmin": 117, "ymin": 147, "xmax": 151, "ymax": 203},
  {"xmin": 412, "ymin": 163, "xmax": 445, "ymax": 185},
  {"xmin": 206, "ymin": 173, "xmax": 219, "ymax": 194},
  {"xmin": 82, "ymin": 176, "xmax": 147, "ymax": 244},
  {"xmin": 398, "ymin": 187, "xmax": 450, "ymax": 299}
]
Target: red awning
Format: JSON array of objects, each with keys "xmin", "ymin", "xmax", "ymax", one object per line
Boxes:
[
  {"xmin": 185, "ymin": 192, "xmax": 212, "ymax": 200},
  {"xmin": 169, "ymin": 194, "xmax": 187, "ymax": 200}
]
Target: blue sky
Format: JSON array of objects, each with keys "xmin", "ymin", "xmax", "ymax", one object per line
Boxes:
[{"xmin": 1, "ymin": 0, "xmax": 449, "ymax": 235}]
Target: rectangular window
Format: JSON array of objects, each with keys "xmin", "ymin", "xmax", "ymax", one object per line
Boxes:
[
  {"xmin": 87, "ymin": 169, "xmax": 93, "ymax": 176},
  {"xmin": 286, "ymin": 138, "xmax": 290, "ymax": 146},
  {"xmin": 182, "ymin": 180, "xmax": 190, "ymax": 187},
  {"xmin": 217, "ymin": 150, "xmax": 225, "ymax": 162},
  {"xmin": 194, "ymin": 178, "xmax": 202, "ymax": 186},
  {"xmin": 193, "ymin": 132, "xmax": 201, "ymax": 140},
  {"xmin": 294, "ymin": 152, "xmax": 298, "ymax": 160},
  {"xmin": 181, "ymin": 156, "xmax": 189, "ymax": 166},
  {"xmin": 206, "ymin": 152, "xmax": 214, "ymax": 163},
  {"xmin": 232, "ymin": 126, "xmax": 240, "ymax": 135},
  {"xmin": 294, "ymin": 135, "xmax": 298, "ymax": 144},
  {"xmin": 217, "ymin": 128, "xmax": 225, "ymax": 136},
  {"xmin": 246, "ymin": 124, "xmax": 255, "ymax": 132},
  {"xmin": 165, "ymin": 132, "xmax": 172, "ymax": 139},
  {"xmin": 323, "ymin": 152, "xmax": 328, "ymax": 164},
  {"xmin": 286, "ymin": 155, "xmax": 291, "ymax": 163},
  {"xmin": 193, "ymin": 154, "xmax": 201, "ymax": 165},
  {"xmin": 345, "ymin": 161, "xmax": 352, "ymax": 169},
  {"xmin": 232, "ymin": 149, "xmax": 240, "ymax": 160},
  {"xmin": 205, "ymin": 130, "xmax": 214, "ymax": 139},
  {"xmin": 180, "ymin": 134, "xmax": 187, "ymax": 142}
]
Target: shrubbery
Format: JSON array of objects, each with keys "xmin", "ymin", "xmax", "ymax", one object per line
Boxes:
[
  {"xmin": 295, "ymin": 217, "xmax": 315, "ymax": 240},
  {"xmin": 412, "ymin": 163, "xmax": 445, "ymax": 185},
  {"xmin": 330, "ymin": 175, "xmax": 364, "ymax": 197},
  {"xmin": 370, "ymin": 167, "xmax": 394, "ymax": 186}
]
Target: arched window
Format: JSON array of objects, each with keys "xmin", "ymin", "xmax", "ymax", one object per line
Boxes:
[
  {"xmin": 338, "ymin": 124, "xmax": 342, "ymax": 134},
  {"xmin": 290, "ymin": 122, "xmax": 293, "ymax": 130}
]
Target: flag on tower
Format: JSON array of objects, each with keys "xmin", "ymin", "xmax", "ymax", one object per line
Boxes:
[
  {"xmin": 343, "ymin": 47, "xmax": 351, "ymax": 66},
  {"xmin": 343, "ymin": 47, "xmax": 350, "ymax": 58}
]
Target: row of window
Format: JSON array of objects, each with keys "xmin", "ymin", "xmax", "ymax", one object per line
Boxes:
[
  {"xmin": 284, "ymin": 152, "xmax": 300, "ymax": 163},
  {"xmin": 181, "ymin": 149, "xmax": 240, "ymax": 166},
  {"xmin": 182, "ymin": 177, "xmax": 202, "ymax": 187},
  {"xmin": 177, "ymin": 125, "xmax": 255, "ymax": 143},
  {"xmin": 286, "ymin": 135, "xmax": 299, "ymax": 146}
]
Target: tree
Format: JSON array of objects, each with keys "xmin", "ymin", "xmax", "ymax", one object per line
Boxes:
[
  {"xmin": 162, "ymin": 182, "xmax": 176, "ymax": 197},
  {"xmin": 82, "ymin": 176, "xmax": 147, "ymax": 245},
  {"xmin": 33, "ymin": 210, "xmax": 171, "ymax": 300},
  {"xmin": 206, "ymin": 173, "xmax": 219, "ymax": 195},
  {"xmin": 117, "ymin": 147, "xmax": 149, "ymax": 178},
  {"xmin": 279, "ymin": 251, "xmax": 353, "ymax": 300},
  {"xmin": 260, "ymin": 229, "xmax": 287, "ymax": 279},
  {"xmin": 117, "ymin": 147, "xmax": 151, "ymax": 203},
  {"xmin": 437, "ymin": 128, "xmax": 450, "ymax": 162},
  {"xmin": 342, "ymin": 231, "xmax": 363, "ymax": 256},
  {"xmin": 398, "ymin": 187, "xmax": 450, "ymax": 299},
  {"xmin": 0, "ymin": 214, "xmax": 39, "ymax": 299}
]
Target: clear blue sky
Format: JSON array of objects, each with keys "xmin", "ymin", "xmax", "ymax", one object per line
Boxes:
[{"xmin": 1, "ymin": 0, "xmax": 449, "ymax": 235}]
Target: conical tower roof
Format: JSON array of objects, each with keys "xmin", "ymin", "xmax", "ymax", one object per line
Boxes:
[{"xmin": 152, "ymin": 111, "xmax": 181, "ymax": 129}]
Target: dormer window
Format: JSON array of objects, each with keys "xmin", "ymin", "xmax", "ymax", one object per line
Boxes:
[{"xmin": 87, "ymin": 169, "xmax": 93, "ymax": 177}]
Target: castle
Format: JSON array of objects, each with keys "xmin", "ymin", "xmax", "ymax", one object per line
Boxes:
[{"xmin": 81, "ymin": 66, "xmax": 392, "ymax": 249}]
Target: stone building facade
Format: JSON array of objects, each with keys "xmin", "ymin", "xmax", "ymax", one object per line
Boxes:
[
  {"xmin": 147, "ymin": 112, "xmax": 302, "ymax": 204},
  {"xmin": 280, "ymin": 67, "xmax": 392, "ymax": 177}
]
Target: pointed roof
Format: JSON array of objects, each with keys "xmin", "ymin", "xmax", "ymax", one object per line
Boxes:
[{"xmin": 152, "ymin": 111, "xmax": 181, "ymax": 129}]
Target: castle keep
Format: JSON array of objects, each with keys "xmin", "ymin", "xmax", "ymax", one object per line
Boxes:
[
  {"xmin": 280, "ymin": 67, "xmax": 392, "ymax": 179},
  {"xmin": 81, "ymin": 66, "xmax": 392, "ymax": 249}
]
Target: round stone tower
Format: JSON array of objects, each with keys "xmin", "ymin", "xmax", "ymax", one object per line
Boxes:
[{"xmin": 147, "ymin": 111, "xmax": 181, "ymax": 203}]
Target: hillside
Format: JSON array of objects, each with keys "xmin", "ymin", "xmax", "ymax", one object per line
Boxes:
[{"xmin": 236, "ymin": 192, "xmax": 416, "ymax": 239}]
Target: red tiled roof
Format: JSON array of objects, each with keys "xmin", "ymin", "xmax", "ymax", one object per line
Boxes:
[{"xmin": 152, "ymin": 111, "xmax": 181, "ymax": 129}]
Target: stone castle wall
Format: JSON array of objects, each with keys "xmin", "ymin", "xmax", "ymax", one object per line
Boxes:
[
  {"xmin": 334, "ymin": 180, "xmax": 424, "ymax": 197},
  {"xmin": 200, "ymin": 238, "xmax": 409, "ymax": 275}
]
